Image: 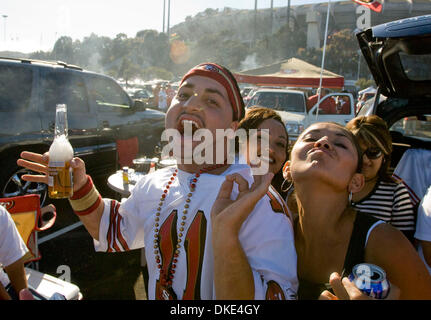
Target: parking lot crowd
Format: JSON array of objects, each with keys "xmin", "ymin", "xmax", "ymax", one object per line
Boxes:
[{"xmin": 2, "ymin": 15, "xmax": 431, "ymax": 301}]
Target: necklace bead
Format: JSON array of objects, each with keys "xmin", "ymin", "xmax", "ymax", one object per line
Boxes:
[{"xmin": 153, "ymin": 164, "xmax": 226, "ymax": 299}]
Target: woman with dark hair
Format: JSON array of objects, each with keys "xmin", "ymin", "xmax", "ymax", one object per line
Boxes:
[
  {"xmin": 346, "ymin": 115, "xmax": 416, "ymax": 241},
  {"xmin": 237, "ymin": 106, "xmax": 289, "ymax": 198},
  {"xmin": 211, "ymin": 121, "xmax": 431, "ymax": 300}
]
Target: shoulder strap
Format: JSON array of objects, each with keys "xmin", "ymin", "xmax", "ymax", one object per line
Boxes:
[{"xmin": 341, "ymin": 212, "xmax": 380, "ymax": 277}]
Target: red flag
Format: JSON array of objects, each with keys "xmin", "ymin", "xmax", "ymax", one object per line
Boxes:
[{"xmin": 352, "ymin": 0, "xmax": 382, "ymax": 12}]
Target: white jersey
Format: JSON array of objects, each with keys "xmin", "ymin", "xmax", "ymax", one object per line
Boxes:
[
  {"xmin": 0, "ymin": 206, "xmax": 28, "ymax": 286},
  {"xmin": 414, "ymin": 185, "xmax": 431, "ymax": 274},
  {"xmin": 95, "ymin": 164, "xmax": 298, "ymax": 300},
  {"xmin": 393, "ymin": 148, "xmax": 431, "ymax": 206}
]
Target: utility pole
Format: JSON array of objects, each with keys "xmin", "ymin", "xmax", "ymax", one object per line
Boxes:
[
  {"xmin": 163, "ymin": 0, "xmax": 166, "ymax": 33},
  {"xmin": 167, "ymin": 0, "xmax": 171, "ymax": 37},
  {"xmin": 287, "ymin": 0, "xmax": 291, "ymax": 30},
  {"xmin": 270, "ymin": 0, "xmax": 274, "ymax": 34},
  {"xmin": 254, "ymin": 0, "xmax": 257, "ymax": 46}
]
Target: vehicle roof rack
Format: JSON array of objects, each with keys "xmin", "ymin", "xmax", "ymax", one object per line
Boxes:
[{"xmin": 0, "ymin": 56, "xmax": 83, "ymax": 71}]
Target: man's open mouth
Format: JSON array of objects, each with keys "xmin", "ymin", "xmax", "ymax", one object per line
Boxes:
[{"xmin": 177, "ymin": 116, "xmax": 203, "ymax": 136}]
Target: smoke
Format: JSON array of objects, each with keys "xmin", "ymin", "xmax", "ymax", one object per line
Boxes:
[
  {"xmin": 240, "ymin": 53, "xmax": 259, "ymax": 71},
  {"xmin": 87, "ymin": 52, "xmax": 102, "ymax": 72}
]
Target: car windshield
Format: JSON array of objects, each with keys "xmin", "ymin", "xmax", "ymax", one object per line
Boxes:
[{"xmin": 250, "ymin": 92, "xmax": 305, "ymax": 113}]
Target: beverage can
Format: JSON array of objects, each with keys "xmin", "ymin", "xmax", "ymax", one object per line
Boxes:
[
  {"xmin": 122, "ymin": 167, "xmax": 129, "ymax": 184},
  {"xmin": 348, "ymin": 263, "xmax": 390, "ymax": 299}
]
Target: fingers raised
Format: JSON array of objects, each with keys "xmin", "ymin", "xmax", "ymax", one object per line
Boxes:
[
  {"xmin": 215, "ymin": 176, "xmax": 234, "ymax": 201},
  {"xmin": 20, "ymin": 151, "xmax": 49, "ymax": 165}
]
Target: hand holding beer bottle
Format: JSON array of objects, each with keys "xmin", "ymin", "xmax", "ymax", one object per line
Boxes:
[
  {"xmin": 47, "ymin": 104, "xmax": 73, "ymax": 198},
  {"xmin": 17, "ymin": 104, "xmax": 89, "ymax": 197}
]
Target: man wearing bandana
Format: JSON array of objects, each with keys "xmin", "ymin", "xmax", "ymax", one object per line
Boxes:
[{"xmin": 18, "ymin": 63, "xmax": 298, "ymax": 300}]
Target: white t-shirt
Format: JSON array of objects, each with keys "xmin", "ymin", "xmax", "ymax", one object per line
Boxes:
[
  {"xmin": 414, "ymin": 185, "xmax": 431, "ymax": 274},
  {"xmin": 0, "ymin": 206, "xmax": 28, "ymax": 286},
  {"xmin": 393, "ymin": 149, "xmax": 431, "ymax": 206},
  {"xmin": 94, "ymin": 164, "xmax": 298, "ymax": 300}
]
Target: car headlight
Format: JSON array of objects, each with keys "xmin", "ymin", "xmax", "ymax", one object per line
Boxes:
[{"xmin": 285, "ymin": 123, "xmax": 304, "ymax": 135}]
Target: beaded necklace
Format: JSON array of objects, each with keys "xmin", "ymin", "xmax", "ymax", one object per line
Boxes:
[{"xmin": 154, "ymin": 163, "xmax": 227, "ymax": 300}]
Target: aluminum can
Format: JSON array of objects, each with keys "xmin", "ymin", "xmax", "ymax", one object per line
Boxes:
[
  {"xmin": 122, "ymin": 166, "xmax": 129, "ymax": 183},
  {"xmin": 348, "ymin": 263, "xmax": 390, "ymax": 299}
]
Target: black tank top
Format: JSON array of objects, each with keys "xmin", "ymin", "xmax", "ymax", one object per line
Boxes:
[{"xmin": 297, "ymin": 212, "xmax": 381, "ymax": 300}]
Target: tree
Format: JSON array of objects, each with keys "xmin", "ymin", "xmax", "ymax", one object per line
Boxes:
[
  {"xmin": 325, "ymin": 29, "xmax": 359, "ymax": 77},
  {"xmin": 52, "ymin": 36, "xmax": 75, "ymax": 63}
]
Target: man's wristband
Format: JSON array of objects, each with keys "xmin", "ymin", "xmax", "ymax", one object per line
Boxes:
[{"xmin": 69, "ymin": 175, "xmax": 101, "ymax": 216}]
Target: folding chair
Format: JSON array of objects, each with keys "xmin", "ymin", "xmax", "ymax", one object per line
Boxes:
[
  {"xmin": 0, "ymin": 194, "xmax": 56, "ymax": 267},
  {"xmin": 0, "ymin": 194, "xmax": 82, "ymax": 300}
]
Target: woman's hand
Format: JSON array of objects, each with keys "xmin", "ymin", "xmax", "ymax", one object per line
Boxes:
[
  {"xmin": 211, "ymin": 172, "xmax": 274, "ymax": 238},
  {"xmin": 210, "ymin": 172, "xmax": 273, "ymax": 299},
  {"xmin": 17, "ymin": 151, "xmax": 89, "ymax": 192},
  {"xmin": 319, "ymin": 272, "xmax": 400, "ymax": 300}
]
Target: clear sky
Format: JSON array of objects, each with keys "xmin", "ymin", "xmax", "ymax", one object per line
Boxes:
[{"xmin": 0, "ymin": 0, "xmax": 323, "ymax": 53}]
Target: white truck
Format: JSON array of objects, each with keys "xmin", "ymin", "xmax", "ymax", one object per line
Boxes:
[{"xmin": 246, "ymin": 88, "xmax": 356, "ymax": 142}]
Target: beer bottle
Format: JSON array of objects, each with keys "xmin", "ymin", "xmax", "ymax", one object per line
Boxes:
[{"xmin": 47, "ymin": 104, "xmax": 74, "ymax": 198}]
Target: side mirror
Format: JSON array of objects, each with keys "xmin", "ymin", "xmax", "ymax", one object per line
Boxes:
[{"xmin": 133, "ymin": 99, "xmax": 146, "ymax": 111}]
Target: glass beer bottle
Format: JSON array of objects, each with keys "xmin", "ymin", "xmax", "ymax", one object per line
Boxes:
[{"xmin": 48, "ymin": 104, "xmax": 74, "ymax": 198}]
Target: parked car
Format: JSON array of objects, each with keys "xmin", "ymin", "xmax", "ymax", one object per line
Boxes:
[
  {"xmin": 356, "ymin": 14, "xmax": 431, "ymax": 169},
  {"xmin": 356, "ymin": 86, "xmax": 377, "ymax": 113},
  {"xmin": 246, "ymin": 88, "xmax": 355, "ymax": 141},
  {"xmin": 0, "ymin": 57, "xmax": 166, "ymax": 205}
]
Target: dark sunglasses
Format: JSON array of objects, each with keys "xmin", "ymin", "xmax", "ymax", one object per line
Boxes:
[{"xmin": 363, "ymin": 148, "xmax": 383, "ymax": 160}]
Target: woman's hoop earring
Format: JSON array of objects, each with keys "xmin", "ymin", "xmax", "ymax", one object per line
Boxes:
[
  {"xmin": 281, "ymin": 179, "xmax": 293, "ymax": 193},
  {"xmin": 348, "ymin": 191, "xmax": 353, "ymax": 204}
]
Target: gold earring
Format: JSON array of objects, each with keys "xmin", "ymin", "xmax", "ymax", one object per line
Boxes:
[{"xmin": 281, "ymin": 179, "xmax": 293, "ymax": 192}]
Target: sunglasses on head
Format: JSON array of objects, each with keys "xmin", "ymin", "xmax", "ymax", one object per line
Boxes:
[{"xmin": 363, "ymin": 148, "xmax": 383, "ymax": 160}]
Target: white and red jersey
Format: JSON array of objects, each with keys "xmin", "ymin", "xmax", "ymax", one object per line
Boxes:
[{"xmin": 94, "ymin": 164, "xmax": 298, "ymax": 300}]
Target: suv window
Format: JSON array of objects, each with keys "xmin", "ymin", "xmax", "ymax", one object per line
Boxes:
[
  {"xmin": 0, "ymin": 65, "xmax": 33, "ymax": 112},
  {"xmin": 42, "ymin": 71, "xmax": 89, "ymax": 113},
  {"xmin": 250, "ymin": 92, "xmax": 305, "ymax": 112},
  {"xmin": 400, "ymin": 52, "xmax": 431, "ymax": 81},
  {"xmin": 89, "ymin": 77, "xmax": 131, "ymax": 110},
  {"xmin": 391, "ymin": 115, "xmax": 431, "ymax": 141}
]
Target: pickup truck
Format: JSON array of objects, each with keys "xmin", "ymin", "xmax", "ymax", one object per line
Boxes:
[{"xmin": 246, "ymin": 88, "xmax": 356, "ymax": 142}]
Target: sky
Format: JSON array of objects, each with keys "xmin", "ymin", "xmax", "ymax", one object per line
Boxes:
[{"xmin": 0, "ymin": 0, "xmax": 323, "ymax": 53}]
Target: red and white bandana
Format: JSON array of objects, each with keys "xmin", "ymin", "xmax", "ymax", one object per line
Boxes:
[{"xmin": 180, "ymin": 63, "xmax": 245, "ymax": 121}]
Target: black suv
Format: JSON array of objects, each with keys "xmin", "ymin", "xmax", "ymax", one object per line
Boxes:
[{"xmin": 0, "ymin": 57, "xmax": 166, "ymax": 204}]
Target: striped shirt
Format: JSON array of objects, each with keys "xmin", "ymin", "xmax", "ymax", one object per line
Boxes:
[{"xmin": 352, "ymin": 180, "xmax": 416, "ymax": 231}]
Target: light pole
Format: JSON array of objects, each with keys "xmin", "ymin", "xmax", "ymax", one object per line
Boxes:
[
  {"xmin": 167, "ymin": 0, "xmax": 171, "ymax": 36},
  {"xmin": 2, "ymin": 15, "xmax": 7, "ymax": 42},
  {"xmin": 287, "ymin": 0, "xmax": 291, "ymax": 30},
  {"xmin": 163, "ymin": 0, "xmax": 166, "ymax": 33}
]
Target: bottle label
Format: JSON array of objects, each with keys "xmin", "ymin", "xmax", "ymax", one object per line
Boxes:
[
  {"xmin": 48, "ymin": 176, "xmax": 54, "ymax": 187},
  {"xmin": 49, "ymin": 161, "xmax": 66, "ymax": 168}
]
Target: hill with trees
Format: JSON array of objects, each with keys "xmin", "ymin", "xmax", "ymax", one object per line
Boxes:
[{"xmin": 0, "ymin": 6, "xmax": 370, "ymax": 86}]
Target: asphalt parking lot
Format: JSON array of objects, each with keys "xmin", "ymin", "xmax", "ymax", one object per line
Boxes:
[{"xmin": 36, "ymin": 173, "xmax": 148, "ymax": 300}]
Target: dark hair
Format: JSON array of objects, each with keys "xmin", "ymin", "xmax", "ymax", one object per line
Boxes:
[
  {"xmin": 239, "ymin": 106, "xmax": 287, "ymax": 137},
  {"xmin": 238, "ymin": 106, "xmax": 289, "ymax": 197},
  {"xmin": 346, "ymin": 115, "xmax": 393, "ymax": 182}
]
